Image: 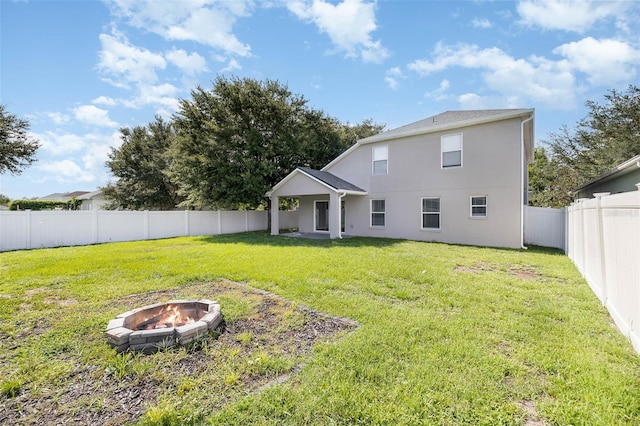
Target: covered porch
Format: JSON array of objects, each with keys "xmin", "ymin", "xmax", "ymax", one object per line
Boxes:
[{"xmin": 267, "ymin": 167, "xmax": 366, "ymax": 239}]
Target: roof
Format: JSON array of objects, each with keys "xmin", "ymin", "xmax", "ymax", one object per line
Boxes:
[
  {"xmin": 359, "ymin": 109, "xmax": 534, "ymax": 144},
  {"xmin": 575, "ymin": 154, "xmax": 640, "ymax": 191},
  {"xmin": 323, "ymin": 109, "xmax": 535, "ymax": 171},
  {"xmin": 77, "ymin": 189, "xmax": 104, "ymax": 200},
  {"xmin": 268, "ymin": 167, "xmax": 367, "ymax": 196},
  {"xmin": 38, "ymin": 191, "xmax": 90, "ymax": 201},
  {"xmin": 297, "ymin": 167, "xmax": 365, "ymax": 192}
]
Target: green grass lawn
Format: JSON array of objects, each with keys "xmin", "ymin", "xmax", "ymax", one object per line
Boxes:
[{"xmin": 1, "ymin": 232, "xmax": 639, "ymax": 425}]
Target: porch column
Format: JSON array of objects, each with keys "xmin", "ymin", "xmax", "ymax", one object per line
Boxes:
[
  {"xmin": 329, "ymin": 191, "xmax": 340, "ymax": 239},
  {"xmin": 270, "ymin": 195, "xmax": 279, "ymax": 236}
]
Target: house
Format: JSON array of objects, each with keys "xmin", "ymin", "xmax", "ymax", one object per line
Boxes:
[
  {"xmin": 574, "ymin": 154, "xmax": 640, "ymax": 199},
  {"xmin": 38, "ymin": 191, "xmax": 90, "ymax": 202},
  {"xmin": 268, "ymin": 109, "xmax": 535, "ymax": 249},
  {"xmin": 77, "ymin": 189, "xmax": 108, "ymax": 210}
]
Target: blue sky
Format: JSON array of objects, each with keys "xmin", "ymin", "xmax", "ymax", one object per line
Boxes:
[{"xmin": 1, "ymin": 0, "xmax": 639, "ymax": 200}]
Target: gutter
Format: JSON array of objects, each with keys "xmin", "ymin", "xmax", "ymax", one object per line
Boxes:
[
  {"xmin": 520, "ymin": 114, "xmax": 534, "ymax": 249},
  {"xmin": 338, "ymin": 191, "xmax": 346, "ymax": 239}
]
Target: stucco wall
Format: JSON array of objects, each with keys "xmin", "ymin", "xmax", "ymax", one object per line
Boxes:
[
  {"xmin": 324, "ymin": 118, "xmax": 526, "ymax": 248},
  {"xmin": 577, "ymin": 168, "xmax": 640, "ymax": 199}
]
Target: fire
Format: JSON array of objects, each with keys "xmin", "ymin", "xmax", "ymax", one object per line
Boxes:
[{"xmin": 139, "ymin": 305, "xmax": 195, "ymax": 330}]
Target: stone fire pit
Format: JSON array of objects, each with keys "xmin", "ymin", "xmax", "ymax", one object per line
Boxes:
[{"xmin": 105, "ymin": 299, "xmax": 223, "ymax": 352}]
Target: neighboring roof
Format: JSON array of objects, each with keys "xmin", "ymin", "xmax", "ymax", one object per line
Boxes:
[
  {"xmin": 77, "ymin": 189, "xmax": 104, "ymax": 200},
  {"xmin": 297, "ymin": 167, "xmax": 366, "ymax": 192},
  {"xmin": 323, "ymin": 109, "xmax": 534, "ymax": 171},
  {"xmin": 575, "ymin": 154, "xmax": 640, "ymax": 192},
  {"xmin": 38, "ymin": 191, "xmax": 90, "ymax": 201}
]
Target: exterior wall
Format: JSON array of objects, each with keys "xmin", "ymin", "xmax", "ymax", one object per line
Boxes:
[
  {"xmin": 325, "ymin": 118, "xmax": 525, "ymax": 248},
  {"xmin": 577, "ymin": 168, "xmax": 640, "ymax": 198},
  {"xmin": 298, "ymin": 195, "xmax": 329, "ymax": 233},
  {"xmin": 272, "ymin": 172, "xmax": 331, "ymax": 196}
]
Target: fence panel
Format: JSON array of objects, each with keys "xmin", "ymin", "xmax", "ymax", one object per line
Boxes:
[
  {"xmin": 524, "ymin": 206, "xmax": 566, "ymax": 250},
  {"xmin": 568, "ymin": 190, "xmax": 640, "ymax": 354}
]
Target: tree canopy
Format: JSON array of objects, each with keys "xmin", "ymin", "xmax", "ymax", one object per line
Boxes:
[
  {"xmin": 103, "ymin": 116, "xmax": 184, "ymax": 210},
  {"xmin": 0, "ymin": 105, "xmax": 40, "ymax": 175},
  {"xmin": 169, "ymin": 76, "xmax": 383, "ymax": 209},
  {"xmin": 530, "ymin": 85, "xmax": 640, "ymax": 207}
]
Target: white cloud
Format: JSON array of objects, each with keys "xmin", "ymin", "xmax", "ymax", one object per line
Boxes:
[
  {"xmin": 38, "ymin": 159, "xmax": 96, "ymax": 183},
  {"xmin": 122, "ymin": 83, "xmax": 180, "ymax": 111},
  {"xmin": 424, "ymin": 79, "xmax": 450, "ymax": 101},
  {"xmin": 165, "ymin": 49, "xmax": 208, "ymax": 75},
  {"xmin": 408, "ymin": 42, "xmax": 577, "ymax": 109},
  {"xmin": 288, "ymin": 0, "xmax": 389, "ymax": 63},
  {"xmin": 35, "ymin": 131, "xmax": 86, "ymax": 155},
  {"xmin": 384, "ymin": 67, "xmax": 404, "ymax": 90},
  {"xmin": 221, "ymin": 58, "xmax": 242, "ymax": 73},
  {"xmin": 92, "ymin": 96, "xmax": 117, "ymax": 106},
  {"xmin": 46, "ymin": 112, "xmax": 70, "ymax": 125},
  {"xmin": 105, "ymin": 0, "xmax": 252, "ymax": 56},
  {"xmin": 73, "ymin": 105, "xmax": 118, "ymax": 127},
  {"xmin": 98, "ymin": 31, "xmax": 167, "ymax": 85},
  {"xmin": 470, "ymin": 18, "xmax": 492, "ymax": 29},
  {"xmin": 517, "ymin": 0, "xmax": 629, "ymax": 33},
  {"xmin": 553, "ymin": 37, "xmax": 639, "ymax": 85}
]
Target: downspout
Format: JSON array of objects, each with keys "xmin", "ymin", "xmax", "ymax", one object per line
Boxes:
[
  {"xmin": 520, "ymin": 114, "xmax": 534, "ymax": 249},
  {"xmin": 338, "ymin": 191, "xmax": 346, "ymax": 239}
]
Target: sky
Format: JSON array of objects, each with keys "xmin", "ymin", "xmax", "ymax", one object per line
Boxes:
[{"xmin": 1, "ymin": 0, "xmax": 639, "ymax": 200}]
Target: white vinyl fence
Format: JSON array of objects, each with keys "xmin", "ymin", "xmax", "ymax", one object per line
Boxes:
[
  {"xmin": 567, "ymin": 189, "xmax": 640, "ymax": 353},
  {"xmin": 524, "ymin": 206, "xmax": 567, "ymax": 251},
  {"xmin": 0, "ymin": 210, "xmax": 276, "ymax": 252}
]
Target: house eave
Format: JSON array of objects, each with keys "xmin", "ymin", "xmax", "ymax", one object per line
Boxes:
[
  {"xmin": 267, "ymin": 168, "xmax": 367, "ymax": 197},
  {"xmin": 574, "ymin": 154, "xmax": 640, "ymax": 192}
]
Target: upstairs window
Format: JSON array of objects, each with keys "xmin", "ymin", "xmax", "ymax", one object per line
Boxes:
[
  {"xmin": 441, "ymin": 133, "xmax": 462, "ymax": 168},
  {"xmin": 373, "ymin": 145, "xmax": 388, "ymax": 175},
  {"xmin": 471, "ymin": 196, "xmax": 487, "ymax": 217},
  {"xmin": 371, "ymin": 199, "xmax": 386, "ymax": 227},
  {"xmin": 421, "ymin": 197, "xmax": 441, "ymax": 230}
]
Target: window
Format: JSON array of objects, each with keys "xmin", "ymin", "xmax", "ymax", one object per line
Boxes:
[
  {"xmin": 421, "ymin": 197, "xmax": 440, "ymax": 230},
  {"xmin": 372, "ymin": 145, "xmax": 388, "ymax": 175},
  {"xmin": 370, "ymin": 199, "xmax": 386, "ymax": 227},
  {"xmin": 471, "ymin": 196, "xmax": 487, "ymax": 217},
  {"xmin": 441, "ymin": 133, "xmax": 462, "ymax": 168}
]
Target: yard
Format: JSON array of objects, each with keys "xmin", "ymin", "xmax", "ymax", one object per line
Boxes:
[{"xmin": 1, "ymin": 232, "xmax": 639, "ymax": 425}]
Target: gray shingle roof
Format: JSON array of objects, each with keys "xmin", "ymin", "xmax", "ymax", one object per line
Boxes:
[
  {"xmin": 298, "ymin": 167, "xmax": 365, "ymax": 192},
  {"xmin": 360, "ymin": 109, "xmax": 533, "ymax": 143}
]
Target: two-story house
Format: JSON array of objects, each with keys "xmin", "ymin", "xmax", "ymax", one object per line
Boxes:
[{"xmin": 268, "ymin": 109, "xmax": 535, "ymax": 249}]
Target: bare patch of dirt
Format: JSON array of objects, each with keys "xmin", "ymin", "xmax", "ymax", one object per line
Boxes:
[
  {"xmin": 43, "ymin": 297, "xmax": 77, "ymax": 306},
  {"xmin": 455, "ymin": 262, "xmax": 542, "ymax": 281},
  {"xmin": 0, "ymin": 280, "xmax": 358, "ymax": 426},
  {"xmin": 515, "ymin": 399, "xmax": 547, "ymax": 426}
]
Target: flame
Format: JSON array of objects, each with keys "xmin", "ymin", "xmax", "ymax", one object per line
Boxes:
[{"xmin": 143, "ymin": 305, "xmax": 195, "ymax": 330}]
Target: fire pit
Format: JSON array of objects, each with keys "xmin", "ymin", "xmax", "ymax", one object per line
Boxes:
[{"xmin": 105, "ymin": 299, "xmax": 222, "ymax": 352}]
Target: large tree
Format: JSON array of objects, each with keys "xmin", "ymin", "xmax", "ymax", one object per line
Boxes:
[
  {"xmin": 0, "ymin": 105, "xmax": 40, "ymax": 175},
  {"xmin": 103, "ymin": 116, "xmax": 183, "ymax": 210},
  {"xmin": 531, "ymin": 85, "xmax": 640, "ymax": 207},
  {"xmin": 170, "ymin": 76, "xmax": 383, "ymax": 208}
]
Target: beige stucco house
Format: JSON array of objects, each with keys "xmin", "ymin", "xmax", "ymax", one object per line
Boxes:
[{"xmin": 268, "ymin": 109, "xmax": 535, "ymax": 249}]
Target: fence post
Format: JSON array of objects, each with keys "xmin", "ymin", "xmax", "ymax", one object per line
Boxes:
[
  {"xmin": 25, "ymin": 209, "xmax": 32, "ymax": 250},
  {"xmin": 245, "ymin": 211, "xmax": 249, "ymax": 232},
  {"xmin": 184, "ymin": 210, "xmax": 190, "ymax": 236},
  {"xmin": 92, "ymin": 209, "xmax": 99, "ymax": 244},
  {"xmin": 217, "ymin": 210, "xmax": 222, "ymax": 235},
  {"xmin": 594, "ymin": 193, "xmax": 610, "ymax": 305},
  {"xmin": 144, "ymin": 210, "xmax": 150, "ymax": 240}
]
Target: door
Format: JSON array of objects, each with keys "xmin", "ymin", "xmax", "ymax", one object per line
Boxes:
[{"xmin": 314, "ymin": 200, "xmax": 329, "ymax": 231}]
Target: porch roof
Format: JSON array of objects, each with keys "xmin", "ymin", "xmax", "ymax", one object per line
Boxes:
[{"xmin": 267, "ymin": 167, "xmax": 367, "ymax": 197}]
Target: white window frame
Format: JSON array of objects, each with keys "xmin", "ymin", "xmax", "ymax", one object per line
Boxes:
[
  {"xmin": 470, "ymin": 195, "xmax": 487, "ymax": 218},
  {"xmin": 441, "ymin": 133, "xmax": 462, "ymax": 169},
  {"xmin": 421, "ymin": 197, "xmax": 441, "ymax": 230},
  {"xmin": 370, "ymin": 199, "xmax": 386, "ymax": 227},
  {"xmin": 372, "ymin": 145, "xmax": 388, "ymax": 175},
  {"xmin": 313, "ymin": 200, "xmax": 330, "ymax": 232}
]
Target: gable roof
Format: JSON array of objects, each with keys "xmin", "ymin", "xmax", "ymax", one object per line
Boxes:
[
  {"xmin": 267, "ymin": 167, "xmax": 366, "ymax": 196},
  {"xmin": 323, "ymin": 109, "xmax": 534, "ymax": 171},
  {"xmin": 297, "ymin": 167, "xmax": 365, "ymax": 192}
]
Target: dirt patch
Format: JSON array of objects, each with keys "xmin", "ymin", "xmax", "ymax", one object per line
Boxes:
[
  {"xmin": 0, "ymin": 280, "xmax": 358, "ymax": 426},
  {"xmin": 515, "ymin": 399, "xmax": 547, "ymax": 426},
  {"xmin": 455, "ymin": 262, "xmax": 542, "ymax": 281}
]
